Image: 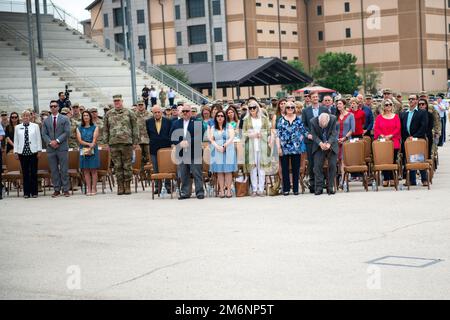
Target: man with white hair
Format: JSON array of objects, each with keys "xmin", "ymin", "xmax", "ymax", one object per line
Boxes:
[{"xmin": 310, "ymin": 112, "xmax": 338, "ymax": 195}]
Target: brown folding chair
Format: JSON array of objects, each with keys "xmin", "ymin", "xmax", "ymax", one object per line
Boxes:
[
  {"xmin": 372, "ymin": 140, "xmax": 400, "ymax": 191},
  {"xmin": 68, "ymin": 149, "xmax": 83, "ymax": 194},
  {"xmin": 343, "ymin": 141, "xmax": 369, "ymax": 192},
  {"xmin": 424, "ymin": 138, "xmax": 434, "ymax": 183},
  {"xmin": 132, "ymin": 148, "xmax": 145, "ymax": 192},
  {"xmin": 37, "ymin": 151, "xmax": 52, "ymax": 196},
  {"xmin": 149, "ymin": 147, "xmax": 177, "ymax": 199},
  {"xmin": 363, "ymin": 136, "xmax": 373, "ymax": 179},
  {"xmin": 4, "ymin": 153, "xmax": 22, "ymax": 197},
  {"xmin": 404, "ymin": 139, "xmax": 432, "ymax": 190},
  {"xmin": 97, "ymin": 148, "xmax": 113, "ymax": 193},
  {"xmin": 299, "ymin": 153, "xmax": 307, "ymax": 194}
]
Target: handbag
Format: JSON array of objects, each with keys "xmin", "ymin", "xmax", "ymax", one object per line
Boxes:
[
  {"xmin": 81, "ymin": 147, "xmax": 94, "ymax": 156},
  {"xmin": 235, "ymin": 175, "xmax": 249, "ymax": 197}
]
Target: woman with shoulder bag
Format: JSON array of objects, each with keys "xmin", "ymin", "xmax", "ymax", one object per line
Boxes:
[{"xmin": 77, "ymin": 111, "xmax": 100, "ymax": 196}]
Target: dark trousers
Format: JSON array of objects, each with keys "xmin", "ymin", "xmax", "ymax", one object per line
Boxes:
[
  {"xmin": 19, "ymin": 153, "xmax": 38, "ymax": 196},
  {"xmin": 151, "ymin": 97, "xmax": 157, "ymax": 107},
  {"xmin": 306, "ymin": 143, "xmax": 315, "ymax": 190},
  {"xmin": 144, "ymin": 98, "xmax": 149, "ymax": 110},
  {"xmin": 280, "ymin": 154, "xmax": 300, "ymax": 193},
  {"xmin": 313, "ymin": 150, "xmax": 337, "ymax": 192},
  {"xmin": 178, "ymin": 163, "xmax": 204, "ymax": 198},
  {"xmin": 439, "ymin": 116, "xmax": 446, "ymax": 146},
  {"xmin": 382, "ymin": 149, "xmax": 399, "ymax": 181},
  {"xmin": 169, "ymin": 98, "xmax": 175, "ymax": 107}
]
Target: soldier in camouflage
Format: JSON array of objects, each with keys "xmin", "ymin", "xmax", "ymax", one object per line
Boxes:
[
  {"xmin": 89, "ymin": 107, "xmax": 105, "ymax": 146},
  {"xmin": 63, "ymin": 107, "xmax": 80, "ymax": 149},
  {"xmin": 382, "ymin": 88, "xmax": 403, "ymax": 114},
  {"xmin": 71, "ymin": 103, "xmax": 82, "ymax": 122},
  {"xmin": 103, "ymin": 94, "xmax": 140, "ymax": 195},
  {"xmin": 135, "ymin": 100, "xmax": 151, "ymax": 178}
]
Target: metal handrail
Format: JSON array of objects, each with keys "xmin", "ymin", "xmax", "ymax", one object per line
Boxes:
[{"xmin": 112, "ymin": 40, "xmax": 210, "ymax": 105}]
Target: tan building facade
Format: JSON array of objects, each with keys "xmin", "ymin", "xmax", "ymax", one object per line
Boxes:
[{"xmin": 86, "ymin": 0, "xmax": 450, "ymax": 95}]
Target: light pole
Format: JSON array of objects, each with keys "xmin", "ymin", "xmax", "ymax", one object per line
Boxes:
[
  {"xmin": 208, "ymin": 0, "xmax": 217, "ymax": 100},
  {"xmin": 120, "ymin": 0, "xmax": 128, "ymax": 61},
  {"xmin": 126, "ymin": 0, "xmax": 137, "ymax": 104},
  {"xmin": 26, "ymin": 0, "xmax": 39, "ymax": 113}
]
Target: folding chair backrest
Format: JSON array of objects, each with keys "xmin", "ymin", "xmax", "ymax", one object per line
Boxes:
[
  {"xmin": 38, "ymin": 152, "xmax": 49, "ymax": 171},
  {"xmin": 68, "ymin": 150, "xmax": 79, "ymax": 170},
  {"xmin": 133, "ymin": 148, "xmax": 142, "ymax": 170},
  {"xmin": 157, "ymin": 148, "xmax": 177, "ymax": 174},
  {"xmin": 343, "ymin": 141, "xmax": 365, "ymax": 166},
  {"xmin": 405, "ymin": 139, "xmax": 427, "ymax": 164},
  {"xmin": 98, "ymin": 149, "xmax": 110, "ymax": 171},
  {"xmin": 372, "ymin": 140, "xmax": 394, "ymax": 165},
  {"xmin": 363, "ymin": 136, "xmax": 372, "ymax": 159},
  {"xmin": 6, "ymin": 153, "xmax": 21, "ymax": 172}
]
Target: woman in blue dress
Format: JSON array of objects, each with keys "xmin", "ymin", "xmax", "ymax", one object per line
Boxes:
[
  {"xmin": 276, "ymin": 101, "xmax": 307, "ymax": 196},
  {"xmin": 76, "ymin": 111, "xmax": 100, "ymax": 196},
  {"xmin": 209, "ymin": 110, "xmax": 237, "ymax": 198}
]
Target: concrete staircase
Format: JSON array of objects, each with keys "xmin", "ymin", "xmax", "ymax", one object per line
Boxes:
[{"xmin": 0, "ymin": 11, "xmax": 205, "ymax": 114}]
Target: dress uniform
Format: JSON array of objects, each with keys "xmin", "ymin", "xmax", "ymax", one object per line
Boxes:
[{"xmin": 103, "ymin": 94, "xmax": 139, "ymax": 195}]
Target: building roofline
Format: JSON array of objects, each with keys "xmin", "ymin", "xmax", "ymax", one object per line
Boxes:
[{"xmin": 85, "ymin": 0, "xmax": 102, "ymax": 11}]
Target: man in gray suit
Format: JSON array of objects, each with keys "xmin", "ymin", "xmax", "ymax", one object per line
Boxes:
[
  {"xmin": 310, "ymin": 113, "xmax": 338, "ymax": 196},
  {"xmin": 42, "ymin": 100, "xmax": 71, "ymax": 197}
]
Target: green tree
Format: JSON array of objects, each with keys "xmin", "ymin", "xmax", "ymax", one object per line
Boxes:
[
  {"xmin": 158, "ymin": 65, "xmax": 190, "ymax": 85},
  {"xmin": 281, "ymin": 60, "xmax": 308, "ymax": 94},
  {"xmin": 359, "ymin": 66, "xmax": 381, "ymax": 95},
  {"xmin": 312, "ymin": 52, "xmax": 362, "ymax": 94}
]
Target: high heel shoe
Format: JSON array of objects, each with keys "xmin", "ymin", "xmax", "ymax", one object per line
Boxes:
[
  {"xmin": 218, "ymin": 190, "xmax": 225, "ymax": 198},
  {"xmin": 226, "ymin": 189, "xmax": 232, "ymax": 198}
]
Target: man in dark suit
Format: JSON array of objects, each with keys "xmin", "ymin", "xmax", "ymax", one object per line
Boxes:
[
  {"xmin": 301, "ymin": 91, "xmax": 330, "ymax": 193},
  {"xmin": 310, "ymin": 113, "xmax": 338, "ymax": 195},
  {"xmin": 170, "ymin": 104, "xmax": 205, "ymax": 200},
  {"xmin": 146, "ymin": 105, "xmax": 172, "ymax": 193},
  {"xmin": 42, "ymin": 100, "xmax": 71, "ymax": 197},
  {"xmin": 400, "ymin": 94, "xmax": 429, "ymax": 186},
  {"xmin": 322, "ymin": 95, "xmax": 337, "ymax": 115}
]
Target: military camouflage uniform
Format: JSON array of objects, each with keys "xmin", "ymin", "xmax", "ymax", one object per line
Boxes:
[
  {"xmin": 429, "ymin": 105, "xmax": 441, "ymax": 159},
  {"xmin": 159, "ymin": 90, "xmax": 167, "ymax": 109},
  {"xmin": 103, "ymin": 107, "xmax": 139, "ymax": 195},
  {"xmin": 94, "ymin": 118, "xmax": 105, "ymax": 146},
  {"xmin": 69, "ymin": 117, "xmax": 81, "ymax": 149},
  {"xmin": 135, "ymin": 109, "xmax": 151, "ymax": 177}
]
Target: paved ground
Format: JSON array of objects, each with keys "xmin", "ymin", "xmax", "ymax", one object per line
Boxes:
[{"xmin": 0, "ymin": 144, "xmax": 449, "ymax": 300}]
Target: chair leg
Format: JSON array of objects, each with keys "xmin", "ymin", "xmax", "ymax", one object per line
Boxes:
[
  {"xmin": 428, "ymin": 169, "xmax": 431, "ymax": 190},
  {"xmin": 135, "ymin": 175, "xmax": 138, "ymax": 193},
  {"xmin": 394, "ymin": 170, "xmax": 398, "ymax": 191},
  {"xmin": 151, "ymin": 180, "xmax": 154, "ymax": 200},
  {"xmin": 375, "ymin": 171, "xmax": 379, "ymax": 192},
  {"xmin": 406, "ymin": 170, "xmax": 410, "ymax": 190},
  {"xmin": 170, "ymin": 180, "xmax": 174, "ymax": 199}
]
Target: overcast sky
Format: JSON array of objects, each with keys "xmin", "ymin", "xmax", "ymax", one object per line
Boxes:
[{"xmin": 51, "ymin": 0, "xmax": 92, "ymax": 21}]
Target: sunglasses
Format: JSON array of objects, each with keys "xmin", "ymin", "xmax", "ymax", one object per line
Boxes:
[
  {"xmin": 50, "ymin": 105, "xmax": 58, "ymax": 108},
  {"xmin": 11, "ymin": 116, "xmax": 18, "ymax": 119},
  {"xmin": 182, "ymin": 110, "xmax": 191, "ymax": 113},
  {"xmin": 249, "ymin": 106, "xmax": 257, "ymax": 110},
  {"xmin": 286, "ymin": 106, "xmax": 295, "ymax": 110},
  {"xmin": 408, "ymin": 98, "xmax": 416, "ymax": 101},
  {"xmin": 216, "ymin": 115, "xmax": 225, "ymax": 118},
  {"xmin": 113, "ymin": 100, "xmax": 121, "ymax": 102},
  {"xmin": 384, "ymin": 104, "xmax": 392, "ymax": 107},
  {"xmin": 418, "ymin": 102, "xmax": 426, "ymax": 105}
]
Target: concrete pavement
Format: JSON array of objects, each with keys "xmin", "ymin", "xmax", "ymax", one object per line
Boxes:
[{"xmin": 0, "ymin": 144, "xmax": 449, "ymax": 299}]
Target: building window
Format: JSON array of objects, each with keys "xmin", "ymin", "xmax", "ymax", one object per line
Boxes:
[
  {"xmin": 212, "ymin": 0, "xmax": 221, "ymax": 15},
  {"xmin": 175, "ymin": 5, "xmax": 181, "ymax": 19},
  {"xmin": 105, "ymin": 38, "xmax": 110, "ymax": 49},
  {"xmin": 214, "ymin": 28, "xmax": 222, "ymax": 42},
  {"xmin": 293, "ymin": 56, "xmax": 299, "ymax": 60},
  {"xmin": 178, "ymin": 58, "xmax": 183, "ymax": 64},
  {"xmin": 291, "ymin": 5, "xmax": 296, "ymax": 9},
  {"xmin": 317, "ymin": 5, "xmax": 322, "ymax": 16},
  {"xmin": 280, "ymin": 4, "xmax": 285, "ymax": 9},
  {"xmin": 136, "ymin": 9, "xmax": 145, "ymax": 24},
  {"xmin": 113, "ymin": 8, "xmax": 125, "ymax": 27},
  {"xmin": 282, "ymin": 56, "xmax": 288, "ymax": 60},
  {"xmin": 269, "ymin": 30, "xmax": 275, "ymax": 34},
  {"xmin": 256, "ymin": 2, "xmax": 261, "ymax": 7},
  {"xmin": 189, "ymin": 51, "xmax": 208, "ymax": 63},
  {"xmin": 215, "ymin": 54, "xmax": 224, "ymax": 61},
  {"xmin": 188, "ymin": 24, "xmax": 207, "ymax": 45},
  {"xmin": 268, "ymin": 3, "xmax": 274, "ymax": 8},
  {"xmin": 448, "ymin": 0, "xmax": 450, "ymax": 8},
  {"xmin": 114, "ymin": 32, "xmax": 130, "ymax": 51},
  {"xmin": 344, "ymin": 2, "xmax": 350, "ymax": 12},
  {"xmin": 187, "ymin": 0, "xmax": 205, "ymax": 18},
  {"xmin": 103, "ymin": 13, "xmax": 109, "ymax": 28},
  {"xmin": 292, "ymin": 31, "xmax": 298, "ymax": 35},
  {"xmin": 281, "ymin": 30, "xmax": 286, "ymax": 35},
  {"xmin": 257, "ymin": 29, "xmax": 263, "ymax": 33},
  {"xmin": 318, "ymin": 31, "xmax": 323, "ymax": 41},
  {"xmin": 208, "ymin": 88, "xmax": 212, "ymax": 96},
  {"xmin": 222, "ymin": 87, "xmax": 227, "ymax": 97},
  {"xmin": 176, "ymin": 32, "xmax": 182, "ymax": 46},
  {"xmin": 346, "ymin": 28, "xmax": 351, "ymax": 38}
]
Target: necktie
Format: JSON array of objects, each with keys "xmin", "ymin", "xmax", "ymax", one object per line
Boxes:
[
  {"xmin": 53, "ymin": 116, "xmax": 57, "ymax": 137},
  {"xmin": 407, "ymin": 110, "xmax": 414, "ymax": 135}
]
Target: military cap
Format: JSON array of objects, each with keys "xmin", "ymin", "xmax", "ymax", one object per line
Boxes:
[
  {"xmin": 40, "ymin": 110, "xmax": 49, "ymax": 116},
  {"xmin": 382, "ymin": 88, "xmax": 393, "ymax": 94},
  {"xmin": 72, "ymin": 103, "xmax": 80, "ymax": 107},
  {"xmin": 418, "ymin": 91, "xmax": 427, "ymax": 97},
  {"xmin": 437, "ymin": 93, "xmax": 445, "ymax": 99},
  {"xmin": 365, "ymin": 94, "xmax": 373, "ymax": 99},
  {"xmin": 0, "ymin": 110, "xmax": 7, "ymax": 116},
  {"xmin": 61, "ymin": 107, "xmax": 71, "ymax": 114},
  {"xmin": 88, "ymin": 107, "xmax": 98, "ymax": 112},
  {"xmin": 103, "ymin": 105, "xmax": 111, "ymax": 111},
  {"xmin": 113, "ymin": 94, "xmax": 123, "ymax": 100},
  {"xmin": 345, "ymin": 94, "xmax": 352, "ymax": 100},
  {"xmin": 303, "ymin": 90, "xmax": 311, "ymax": 96},
  {"xmin": 171, "ymin": 105, "xmax": 178, "ymax": 110},
  {"xmin": 137, "ymin": 100, "xmax": 144, "ymax": 105}
]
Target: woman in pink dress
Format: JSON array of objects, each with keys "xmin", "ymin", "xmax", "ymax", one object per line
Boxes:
[{"xmin": 374, "ymin": 99, "xmax": 401, "ymax": 187}]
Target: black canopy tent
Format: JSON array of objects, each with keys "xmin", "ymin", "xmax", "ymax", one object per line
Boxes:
[{"xmin": 172, "ymin": 57, "xmax": 313, "ymax": 99}]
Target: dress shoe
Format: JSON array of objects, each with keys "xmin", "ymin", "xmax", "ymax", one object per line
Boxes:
[
  {"xmin": 422, "ymin": 181, "xmax": 429, "ymax": 187},
  {"xmin": 293, "ymin": 192, "xmax": 299, "ymax": 196},
  {"xmin": 123, "ymin": 181, "xmax": 132, "ymax": 195},
  {"xmin": 314, "ymin": 190, "xmax": 323, "ymax": 196},
  {"xmin": 328, "ymin": 190, "xmax": 336, "ymax": 195},
  {"xmin": 51, "ymin": 191, "xmax": 61, "ymax": 198},
  {"xmin": 178, "ymin": 195, "xmax": 190, "ymax": 200},
  {"xmin": 283, "ymin": 192, "xmax": 290, "ymax": 196},
  {"xmin": 63, "ymin": 191, "xmax": 70, "ymax": 197},
  {"xmin": 197, "ymin": 195, "xmax": 205, "ymax": 200},
  {"xmin": 23, "ymin": 195, "xmax": 30, "ymax": 199},
  {"xmin": 309, "ymin": 188, "xmax": 315, "ymax": 194},
  {"xmin": 32, "ymin": 195, "xmax": 38, "ymax": 198}
]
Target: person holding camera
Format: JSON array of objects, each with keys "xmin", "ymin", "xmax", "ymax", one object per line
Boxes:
[{"xmin": 57, "ymin": 91, "xmax": 71, "ymax": 113}]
